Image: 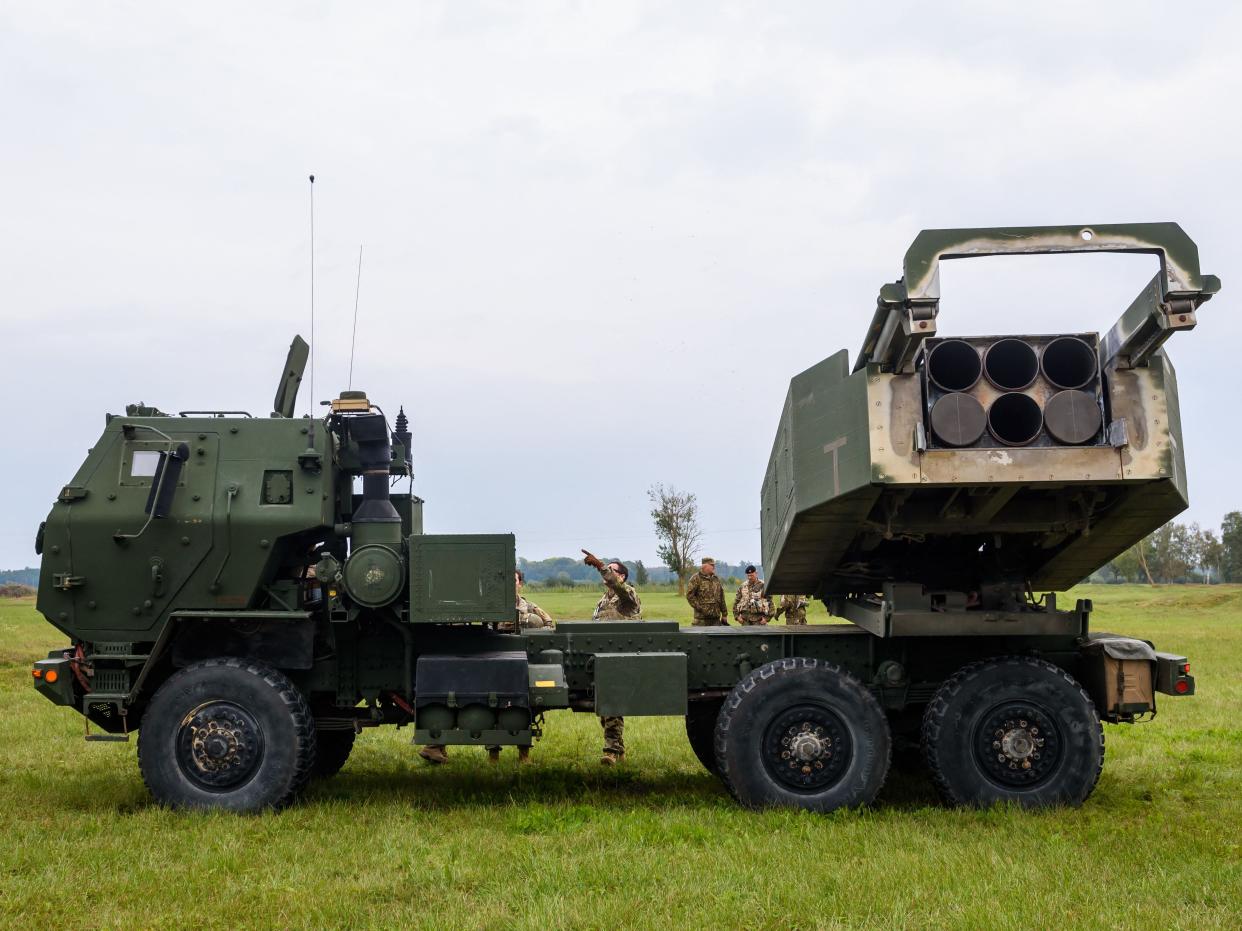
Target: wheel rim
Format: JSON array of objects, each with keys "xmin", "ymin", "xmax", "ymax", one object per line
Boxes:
[
  {"xmin": 762, "ymin": 703, "xmax": 852, "ymax": 791},
  {"xmin": 973, "ymin": 702, "xmax": 1061, "ymax": 788},
  {"xmin": 176, "ymin": 701, "xmax": 265, "ymax": 791}
]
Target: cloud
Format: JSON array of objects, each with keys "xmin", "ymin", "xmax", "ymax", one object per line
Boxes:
[{"xmin": 1, "ymin": 1, "xmax": 1239, "ymax": 570}]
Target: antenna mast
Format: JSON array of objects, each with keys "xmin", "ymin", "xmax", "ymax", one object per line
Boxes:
[
  {"xmin": 308, "ymin": 174, "xmax": 316, "ymax": 444},
  {"xmin": 348, "ymin": 244, "xmax": 363, "ymax": 390}
]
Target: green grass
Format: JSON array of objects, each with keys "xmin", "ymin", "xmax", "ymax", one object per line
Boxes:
[{"xmin": 1, "ymin": 587, "xmax": 1239, "ymax": 929}]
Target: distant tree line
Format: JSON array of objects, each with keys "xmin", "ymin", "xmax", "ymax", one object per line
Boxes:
[
  {"xmin": 517, "ymin": 556, "xmax": 762, "ymax": 588},
  {"xmin": 1096, "ymin": 512, "xmax": 1242, "ymax": 584},
  {"xmin": 0, "ymin": 568, "xmax": 38, "ymax": 587}
]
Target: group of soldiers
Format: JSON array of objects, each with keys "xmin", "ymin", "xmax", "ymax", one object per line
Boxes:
[
  {"xmin": 419, "ymin": 550, "xmax": 808, "ymax": 768},
  {"xmin": 686, "ymin": 557, "xmax": 808, "ymax": 626}
]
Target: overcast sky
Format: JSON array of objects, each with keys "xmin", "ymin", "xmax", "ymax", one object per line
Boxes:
[{"xmin": 1, "ymin": 1, "xmax": 1239, "ymax": 572}]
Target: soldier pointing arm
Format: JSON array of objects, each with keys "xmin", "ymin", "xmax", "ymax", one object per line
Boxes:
[{"xmin": 582, "ymin": 549, "xmax": 642, "ymax": 765}]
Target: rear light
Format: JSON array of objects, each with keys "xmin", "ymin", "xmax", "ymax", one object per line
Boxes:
[
  {"xmin": 32, "ymin": 668, "xmax": 42, "ymax": 679},
  {"xmin": 1175, "ymin": 680, "xmax": 1189, "ymax": 694},
  {"xmin": 45, "ymin": 669, "xmax": 59, "ymax": 684}
]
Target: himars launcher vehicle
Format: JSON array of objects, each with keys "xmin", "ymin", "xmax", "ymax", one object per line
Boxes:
[{"xmin": 31, "ymin": 223, "xmax": 1210, "ymax": 814}]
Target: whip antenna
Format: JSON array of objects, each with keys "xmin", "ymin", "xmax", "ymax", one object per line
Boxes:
[
  {"xmin": 348, "ymin": 243, "xmax": 363, "ymax": 389},
  {"xmin": 308, "ymin": 174, "xmax": 316, "ymax": 443}
]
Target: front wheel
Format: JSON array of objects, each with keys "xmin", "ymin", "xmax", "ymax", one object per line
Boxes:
[
  {"xmin": 922, "ymin": 656, "xmax": 1104, "ymax": 809},
  {"xmin": 137, "ymin": 658, "xmax": 316, "ymax": 812},
  {"xmin": 714, "ymin": 658, "xmax": 891, "ymax": 812}
]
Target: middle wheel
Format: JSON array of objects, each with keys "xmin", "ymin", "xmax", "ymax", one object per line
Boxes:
[{"xmin": 714, "ymin": 658, "xmax": 891, "ymax": 812}]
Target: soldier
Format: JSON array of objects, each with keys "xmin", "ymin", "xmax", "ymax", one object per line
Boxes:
[
  {"xmin": 491, "ymin": 569, "xmax": 553, "ymax": 763},
  {"xmin": 773, "ymin": 594, "xmax": 809, "ymax": 625},
  {"xmin": 733, "ymin": 565, "xmax": 771, "ymax": 626},
  {"xmin": 421, "ymin": 569, "xmax": 554, "ymax": 766},
  {"xmin": 582, "ymin": 548, "xmax": 642, "ymax": 765},
  {"xmin": 686, "ymin": 556, "xmax": 728, "ymax": 625}
]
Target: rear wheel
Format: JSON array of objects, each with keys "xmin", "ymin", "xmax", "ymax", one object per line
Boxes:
[
  {"xmin": 137, "ymin": 658, "xmax": 316, "ymax": 812},
  {"xmin": 922, "ymin": 656, "xmax": 1103, "ymax": 808},
  {"xmin": 685, "ymin": 699, "xmax": 723, "ymax": 776},
  {"xmin": 714, "ymin": 658, "xmax": 891, "ymax": 812}
]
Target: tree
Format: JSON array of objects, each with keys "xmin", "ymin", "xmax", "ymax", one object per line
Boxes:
[
  {"xmin": 634, "ymin": 560, "xmax": 649, "ymax": 586},
  {"xmin": 1222, "ymin": 512, "xmax": 1242, "ymax": 583},
  {"xmin": 1145, "ymin": 522, "xmax": 1194, "ymax": 583},
  {"xmin": 1193, "ymin": 527, "xmax": 1224, "ymax": 584},
  {"xmin": 648, "ymin": 483, "xmax": 702, "ymax": 596}
]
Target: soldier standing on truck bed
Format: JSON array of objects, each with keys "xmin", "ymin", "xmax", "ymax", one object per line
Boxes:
[
  {"xmin": 582, "ymin": 548, "xmax": 642, "ymax": 765},
  {"xmin": 772, "ymin": 594, "xmax": 809, "ymax": 625},
  {"xmin": 733, "ymin": 566, "xmax": 771, "ymax": 626},
  {"xmin": 686, "ymin": 557, "xmax": 728, "ymax": 625},
  {"xmin": 420, "ymin": 569, "xmax": 554, "ymax": 766}
]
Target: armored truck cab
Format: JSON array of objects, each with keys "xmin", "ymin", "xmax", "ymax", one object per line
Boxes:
[{"xmin": 29, "ymin": 224, "xmax": 1205, "ymax": 815}]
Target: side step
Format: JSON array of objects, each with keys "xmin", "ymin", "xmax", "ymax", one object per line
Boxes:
[{"xmin": 82, "ymin": 693, "xmax": 131, "ymax": 742}]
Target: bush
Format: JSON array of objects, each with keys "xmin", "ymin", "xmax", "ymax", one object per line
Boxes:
[{"xmin": 0, "ymin": 582, "xmax": 36, "ymax": 598}]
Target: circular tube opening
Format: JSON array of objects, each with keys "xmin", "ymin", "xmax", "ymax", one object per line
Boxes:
[
  {"xmin": 984, "ymin": 339, "xmax": 1039, "ymax": 391},
  {"xmin": 930, "ymin": 392, "xmax": 987, "ymax": 447},
  {"xmin": 1041, "ymin": 337, "xmax": 1097, "ymax": 390},
  {"xmin": 1044, "ymin": 390, "xmax": 1102, "ymax": 444},
  {"xmin": 926, "ymin": 340, "xmax": 981, "ymax": 392},
  {"xmin": 988, "ymin": 392, "xmax": 1043, "ymax": 446}
]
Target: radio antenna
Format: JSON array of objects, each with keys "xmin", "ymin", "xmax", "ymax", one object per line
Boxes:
[
  {"xmin": 348, "ymin": 244, "xmax": 363, "ymax": 390},
  {"xmin": 308, "ymin": 174, "xmax": 316, "ymax": 444}
]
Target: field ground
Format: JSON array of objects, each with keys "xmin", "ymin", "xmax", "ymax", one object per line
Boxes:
[{"xmin": 1, "ymin": 586, "xmax": 1239, "ymax": 929}]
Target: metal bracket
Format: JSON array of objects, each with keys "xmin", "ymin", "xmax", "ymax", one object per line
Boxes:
[{"xmin": 856, "ymin": 223, "xmax": 1219, "ymax": 374}]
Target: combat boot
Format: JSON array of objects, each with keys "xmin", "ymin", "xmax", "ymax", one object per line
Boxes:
[
  {"xmin": 419, "ymin": 745, "xmax": 449, "ymax": 765},
  {"xmin": 600, "ymin": 750, "xmax": 624, "ymax": 766}
]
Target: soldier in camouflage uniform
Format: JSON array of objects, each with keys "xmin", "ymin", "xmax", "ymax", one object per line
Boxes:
[
  {"xmin": 489, "ymin": 569, "xmax": 553, "ymax": 762},
  {"xmin": 773, "ymin": 594, "xmax": 809, "ymax": 625},
  {"xmin": 498, "ymin": 569, "xmax": 553, "ymax": 633},
  {"xmin": 686, "ymin": 556, "xmax": 728, "ymax": 625},
  {"xmin": 421, "ymin": 570, "xmax": 554, "ymax": 766},
  {"xmin": 733, "ymin": 565, "xmax": 772, "ymax": 626},
  {"xmin": 582, "ymin": 548, "xmax": 642, "ymax": 765}
]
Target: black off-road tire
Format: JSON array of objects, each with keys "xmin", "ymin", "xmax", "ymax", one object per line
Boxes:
[
  {"xmin": 714, "ymin": 658, "xmax": 891, "ymax": 812},
  {"xmin": 685, "ymin": 699, "xmax": 723, "ymax": 777},
  {"xmin": 137, "ymin": 658, "xmax": 317, "ymax": 812},
  {"xmin": 311, "ymin": 727, "xmax": 357, "ymax": 779},
  {"xmin": 922, "ymin": 656, "xmax": 1104, "ymax": 809}
]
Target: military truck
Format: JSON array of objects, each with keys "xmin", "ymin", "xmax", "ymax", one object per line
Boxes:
[{"xmin": 31, "ymin": 223, "xmax": 1208, "ymax": 814}]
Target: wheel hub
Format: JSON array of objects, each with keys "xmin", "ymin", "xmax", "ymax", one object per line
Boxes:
[
  {"xmin": 763, "ymin": 705, "xmax": 851, "ymax": 791},
  {"xmin": 177, "ymin": 702, "xmax": 264, "ymax": 790},
  {"xmin": 975, "ymin": 704, "xmax": 1059, "ymax": 788}
]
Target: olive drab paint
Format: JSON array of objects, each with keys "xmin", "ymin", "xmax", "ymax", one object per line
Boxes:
[{"xmin": 28, "ymin": 225, "xmax": 1205, "ymax": 814}]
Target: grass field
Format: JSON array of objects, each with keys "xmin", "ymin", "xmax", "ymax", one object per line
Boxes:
[{"xmin": 1, "ymin": 586, "xmax": 1239, "ymax": 929}]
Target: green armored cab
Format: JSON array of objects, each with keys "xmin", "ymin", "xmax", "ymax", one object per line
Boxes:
[{"xmin": 30, "ymin": 223, "xmax": 1207, "ymax": 815}]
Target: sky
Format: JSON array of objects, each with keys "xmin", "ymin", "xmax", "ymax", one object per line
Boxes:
[{"xmin": 1, "ymin": 1, "xmax": 1239, "ymax": 571}]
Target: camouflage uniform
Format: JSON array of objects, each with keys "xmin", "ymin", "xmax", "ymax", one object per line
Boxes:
[
  {"xmin": 773, "ymin": 594, "xmax": 809, "ymax": 625},
  {"xmin": 733, "ymin": 578, "xmax": 771, "ymax": 626},
  {"xmin": 488, "ymin": 593, "xmax": 554, "ymax": 760},
  {"xmin": 592, "ymin": 565, "xmax": 642, "ymax": 756},
  {"xmin": 499, "ymin": 594, "xmax": 554, "ymax": 633},
  {"xmin": 686, "ymin": 569, "xmax": 727, "ymax": 625}
]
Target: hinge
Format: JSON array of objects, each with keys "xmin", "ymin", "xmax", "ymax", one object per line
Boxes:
[{"xmin": 52, "ymin": 573, "xmax": 87, "ymax": 591}]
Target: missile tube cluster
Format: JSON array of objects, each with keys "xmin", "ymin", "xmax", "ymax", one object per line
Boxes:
[{"xmin": 925, "ymin": 336, "xmax": 1103, "ymax": 448}]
